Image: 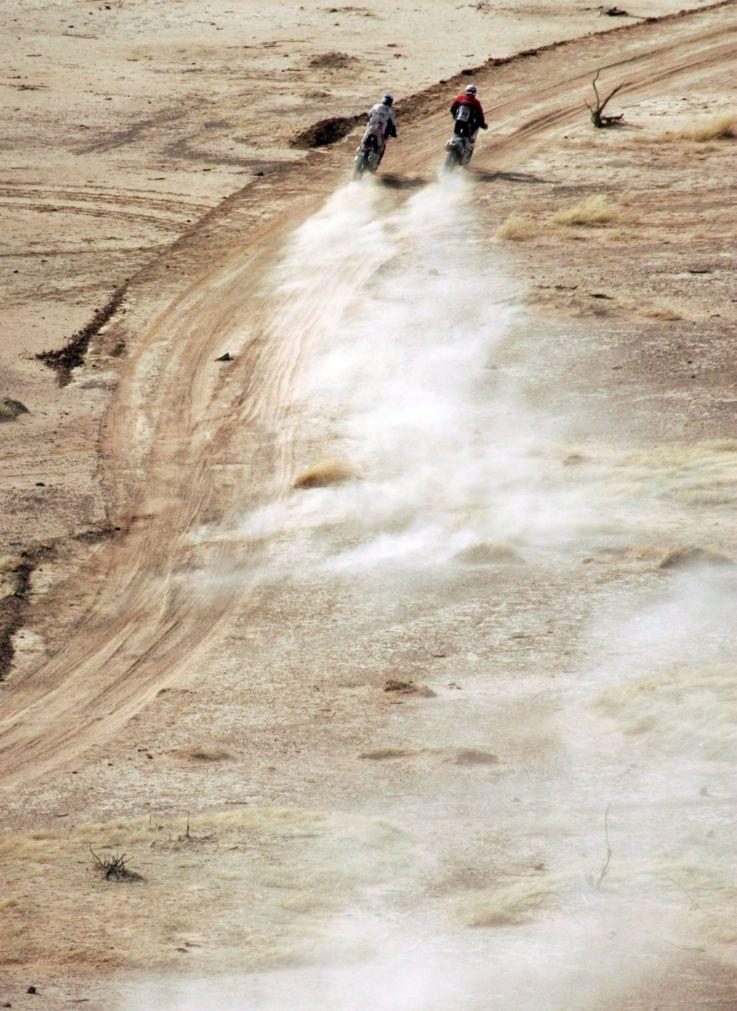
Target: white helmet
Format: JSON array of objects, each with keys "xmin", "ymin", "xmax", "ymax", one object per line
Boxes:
[{"xmin": 465, "ymin": 84, "xmax": 477, "ymax": 95}]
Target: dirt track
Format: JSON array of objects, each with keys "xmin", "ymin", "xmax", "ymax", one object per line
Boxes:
[
  {"xmin": 2, "ymin": 0, "xmax": 735, "ymax": 787},
  {"xmin": 1, "ymin": 2, "xmax": 737, "ymax": 1008}
]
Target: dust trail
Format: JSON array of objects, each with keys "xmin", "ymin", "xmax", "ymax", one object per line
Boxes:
[
  {"xmin": 196, "ymin": 172, "xmax": 622, "ymax": 585},
  {"xmin": 195, "ymin": 179, "xmax": 736, "ymax": 587},
  {"xmin": 149, "ymin": 174, "xmax": 737, "ymax": 1009}
]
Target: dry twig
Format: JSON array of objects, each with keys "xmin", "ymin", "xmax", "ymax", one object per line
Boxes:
[
  {"xmin": 595, "ymin": 802, "xmax": 613, "ymax": 889},
  {"xmin": 586, "ymin": 70, "xmax": 626, "ymax": 128},
  {"xmin": 90, "ymin": 843, "xmax": 142, "ymax": 881}
]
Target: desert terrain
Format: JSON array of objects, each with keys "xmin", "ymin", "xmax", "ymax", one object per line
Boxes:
[{"xmin": 1, "ymin": 1, "xmax": 736, "ymax": 1008}]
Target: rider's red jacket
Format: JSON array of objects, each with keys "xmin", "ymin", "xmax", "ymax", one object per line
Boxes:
[{"xmin": 450, "ymin": 93, "xmax": 487, "ymax": 131}]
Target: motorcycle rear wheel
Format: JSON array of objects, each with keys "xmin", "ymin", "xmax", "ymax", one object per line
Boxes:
[{"xmin": 444, "ymin": 149, "xmax": 460, "ymax": 172}]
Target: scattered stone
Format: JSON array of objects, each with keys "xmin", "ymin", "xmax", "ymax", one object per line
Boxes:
[
  {"xmin": 383, "ymin": 679, "xmax": 436, "ymax": 698},
  {"xmin": 27, "ymin": 987, "xmax": 37, "ymax": 995},
  {"xmin": 0, "ymin": 398, "xmax": 29, "ymax": 421},
  {"xmin": 454, "ymin": 748, "xmax": 499, "ymax": 766},
  {"xmin": 359, "ymin": 748, "xmax": 420, "ymax": 760},
  {"xmin": 170, "ymin": 746, "xmax": 233, "ymax": 762},
  {"xmin": 215, "ymin": 352, "xmax": 232, "ymax": 362},
  {"xmin": 599, "ymin": 5, "xmax": 629, "ymax": 15}
]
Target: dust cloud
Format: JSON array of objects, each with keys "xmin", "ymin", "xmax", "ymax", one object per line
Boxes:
[
  {"xmin": 153, "ymin": 173, "xmax": 737, "ymax": 1009},
  {"xmin": 200, "ymin": 172, "xmax": 612, "ymax": 580}
]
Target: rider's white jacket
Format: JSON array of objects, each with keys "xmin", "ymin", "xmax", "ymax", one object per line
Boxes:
[{"xmin": 365, "ymin": 103, "xmax": 396, "ymax": 139}]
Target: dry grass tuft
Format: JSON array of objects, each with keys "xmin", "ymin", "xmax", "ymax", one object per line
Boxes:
[
  {"xmin": 293, "ymin": 458, "xmax": 355, "ymax": 490},
  {"xmin": 170, "ymin": 746, "xmax": 233, "ymax": 762},
  {"xmin": 593, "ymin": 662, "xmax": 737, "ymax": 762},
  {"xmin": 358, "ymin": 748, "xmax": 421, "ymax": 760},
  {"xmin": 660, "ymin": 112, "xmax": 737, "ymax": 143},
  {"xmin": 497, "ymin": 213, "xmax": 541, "ymax": 241},
  {"xmin": 658, "ymin": 545, "xmax": 733, "ymax": 571},
  {"xmin": 0, "ymin": 805, "xmax": 416, "ymax": 970},
  {"xmin": 454, "ymin": 542, "xmax": 522, "ymax": 566},
  {"xmin": 0, "ymin": 398, "xmax": 29, "ymax": 421},
  {"xmin": 453, "ymin": 748, "xmax": 499, "ymax": 766},
  {"xmin": 463, "ymin": 878, "xmax": 554, "ymax": 927},
  {"xmin": 550, "ymin": 194, "xmax": 622, "ymax": 227},
  {"xmin": 641, "ymin": 302, "xmax": 683, "ymax": 321}
]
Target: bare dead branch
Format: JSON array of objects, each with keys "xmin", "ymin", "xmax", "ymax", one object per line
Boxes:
[
  {"xmin": 587, "ymin": 70, "xmax": 627, "ymax": 128},
  {"xmin": 89, "ymin": 843, "xmax": 142, "ymax": 881},
  {"xmin": 595, "ymin": 802, "xmax": 613, "ymax": 889}
]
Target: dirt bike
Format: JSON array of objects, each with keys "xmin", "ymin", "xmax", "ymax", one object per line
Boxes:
[
  {"xmin": 444, "ymin": 134, "xmax": 474, "ymax": 171},
  {"xmin": 353, "ymin": 132, "xmax": 384, "ymax": 178}
]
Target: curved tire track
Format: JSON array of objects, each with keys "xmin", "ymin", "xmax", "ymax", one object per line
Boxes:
[{"xmin": 0, "ymin": 5, "xmax": 734, "ymax": 790}]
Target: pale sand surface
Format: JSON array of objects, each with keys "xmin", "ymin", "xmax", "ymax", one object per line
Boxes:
[
  {"xmin": 1, "ymin": 1, "xmax": 736, "ymax": 1009},
  {"xmin": 0, "ymin": 0, "xmax": 721, "ymax": 549}
]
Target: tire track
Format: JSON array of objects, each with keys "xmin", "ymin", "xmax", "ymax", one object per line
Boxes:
[{"xmin": 0, "ymin": 4, "xmax": 734, "ymax": 791}]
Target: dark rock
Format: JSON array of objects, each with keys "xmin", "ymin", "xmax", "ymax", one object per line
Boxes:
[
  {"xmin": 453, "ymin": 748, "xmax": 499, "ymax": 766},
  {"xmin": 383, "ymin": 679, "xmax": 436, "ymax": 698},
  {"xmin": 215, "ymin": 352, "xmax": 232, "ymax": 362},
  {"xmin": 1, "ymin": 398, "xmax": 29, "ymax": 417}
]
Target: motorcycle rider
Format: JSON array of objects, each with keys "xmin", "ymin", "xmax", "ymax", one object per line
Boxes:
[
  {"xmin": 450, "ymin": 84, "xmax": 488, "ymax": 161},
  {"xmin": 362, "ymin": 93, "xmax": 397, "ymax": 164}
]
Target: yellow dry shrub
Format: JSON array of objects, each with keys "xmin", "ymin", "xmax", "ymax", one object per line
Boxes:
[
  {"xmin": 660, "ymin": 112, "xmax": 737, "ymax": 143},
  {"xmin": 550, "ymin": 194, "xmax": 622, "ymax": 227},
  {"xmin": 497, "ymin": 213, "xmax": 541, "ymax": 241},
  {"xmin": 658, "ymin": 545, "xmax": 732, "ymax": 570},
  {"xmin": 593, "ymin": 663, "xmax": 737, "ymax": 762},
  {"xmin": 641, "ymin": 302, "xmax": 683, "ymax": 321},
  {"xmin": 293, "ymin": 458, "xmax": 355, "ymax": 489},
  {"xmin": 0, "ymin": 805, "xmax": 415, "ymax": 970},
  {"xmin": 462, "ymin": 877, "xmax": 556, "ymax": 927},
  {"xmin": 169, "ymin": 746, "xmax": 233, "ymax": 762},
  {"xmin": 454, "ymin": 541, "xmax": 522, "ymax": 565}
]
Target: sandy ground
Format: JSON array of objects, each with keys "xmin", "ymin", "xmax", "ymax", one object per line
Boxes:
[
  {"xmin": 0, "ymin": 0, "xmax": 721, "ymax": 547},
  {"xmin": 1, "ymin": 0, "xmax": 737, "ymax": 1009}
]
